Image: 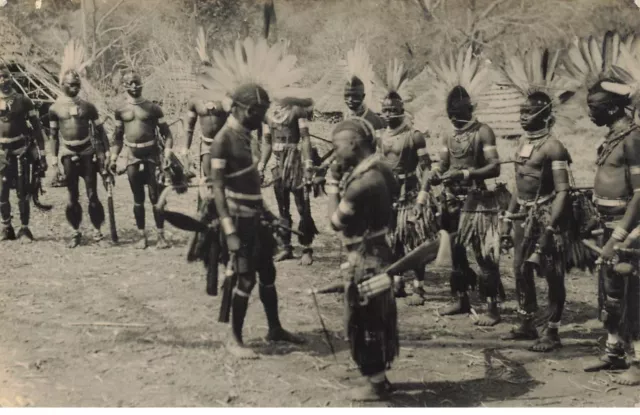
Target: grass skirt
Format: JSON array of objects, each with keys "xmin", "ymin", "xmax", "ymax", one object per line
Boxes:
[{"xmin": 342, "ymin": 244, "xmax": 398, "ymax": 376}]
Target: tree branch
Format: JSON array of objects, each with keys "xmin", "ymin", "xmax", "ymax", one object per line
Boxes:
[{"xmin": 95, "ymin": 0, "xmax": 127, "ymax": 36}]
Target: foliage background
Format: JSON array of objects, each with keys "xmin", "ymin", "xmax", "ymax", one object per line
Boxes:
[{"xmin": 2, "ymin": 0, "xmax": 640, "ymax": 118}]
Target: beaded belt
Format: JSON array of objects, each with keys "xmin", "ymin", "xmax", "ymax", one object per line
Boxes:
[
  {"xmin": 341, "ymin": 227, "xmax": 389, "ymax": 247},
  {"xmin": 273, "ymin": 142, "xmax": 300, "ymax": 151},
  {"xmin": 125, "ymin": 140, "xmax": 155, "ymax": 149},
  {"xmin": 517, "ymin": 192, "xmax": 555, "ymax": 206},
  {"xmin": 395, "ymin": 171, "xmax": 416, "ymax": 180},
  {"xmin": 62, "ymin": 136, "xmax": 91, "ymax": 147},
  {"xmin": 593, "ymin": 196, "xmax": 628, "ymax": 208}
]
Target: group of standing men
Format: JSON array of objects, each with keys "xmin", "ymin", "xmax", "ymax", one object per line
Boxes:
[{"xmin": 1, "ymin": 30, "xmax": 640, "ymax": 402}]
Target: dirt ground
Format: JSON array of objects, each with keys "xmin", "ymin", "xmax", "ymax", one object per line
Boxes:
[{"xmin": 1, "ymin": 122, "xmax": 639, "ymax": 407}]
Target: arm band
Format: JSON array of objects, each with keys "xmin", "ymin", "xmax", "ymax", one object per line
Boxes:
[
  {"xmin": 221, "ymin": 217, "xmax": 236, "ymax": 236},
  {"xmin": 612, "ymin": 227, "xmax": 629, "ymax": 242},
  {"xmin": 49, "ymin": 121, "xmax": 58, "ymax": 128},
  {"xmin": 211, "ymin": 158, "xmax": 226, "ymax": 169},
  {"xmin": 187, "ymin": 111, "xmax": 197, "ymax": 118},
  {"xmin": 551, "ymin": 161, "xmax": 568, "ymax": 170},
  {"xmin": 326, "ymin": 184, "xmax": 339, "ymax": 194},
  {"xmin": 462, "ymin": 169, "xmax": 470, "ymax": 180}
]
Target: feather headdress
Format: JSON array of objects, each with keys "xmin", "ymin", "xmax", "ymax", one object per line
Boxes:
[
  {"xmin": 59, "ymin": 39, "xmax": 91, "ymax": 83},
  {"xmin": 196, "ymin": 37, "xmax": 309, "ymax": 107},
  {"xmin": 598, "ymin": 34, "xmax": 640, "ymax": 107},
  {"xmin": 412, "ymin": 44, "xmax": 492, "ymax": 133},
  {"xmin": 344, "ymin": 41, "xmax": 378, "ymax": 108},
  {"xmin": 380, "ymin": 58, "xmax": 410, "ymax": 103},
  {"xmin": 194, "ymin": 26, "xmax": 211, "ymax": 66},
  {"xmin": 561, "ymin": 31, "xmax": 624, "ymax": 90},
  {"xmin": 497, "ymin": 47, "xmax": 579, "ymax": 119}
]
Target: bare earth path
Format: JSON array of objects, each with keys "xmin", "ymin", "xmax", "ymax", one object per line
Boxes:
[{"xmin": 1, "ymin": 126, "xmax": 639, "ymax": 407}]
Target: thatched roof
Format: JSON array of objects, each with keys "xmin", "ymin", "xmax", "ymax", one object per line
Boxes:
[{"xmin": 0, "ymin": 15, "xmax": 114, "ymax": 134}]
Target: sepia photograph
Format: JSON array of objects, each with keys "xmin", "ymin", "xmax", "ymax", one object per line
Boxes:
[{"xmin": 1, "ymin": 0, "xmax": 640, "ymax": 408}]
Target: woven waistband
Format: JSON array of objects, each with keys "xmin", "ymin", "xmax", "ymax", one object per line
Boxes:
[
  {"xmin": 227, "ymin": 200, "xmax": 261, "ymax": 218},
  {"xmin": 517, "ymin": 192, "xmax": 555, "ymax": 207},
  {"xmin": 273, "ymin": 142, "xmax": 300, "ymax": 151},
  {"xmin": 0, "ymin": 135, "xmax": 26, "ymax": 145},
  {"xmin": 62, "ymin": 136, "xmax": 91, "ymax": 147},
  {"xmin": 224, "ymin": 188, "xmax": 263, "ymax": 201},
  {"xmin": 125, "ymin": 140, "xmax": 155, "ymax": 149},
  {"xmin": 593, "ymin": 196, "xmax": 628, "ymax": 208},
  {"xmin": 395, "ymin": 171, "xmax": 416, "ymax": 180},
  {"xmin": 341, "ymin": 227, "xmax": 389, "ymax": 247}
]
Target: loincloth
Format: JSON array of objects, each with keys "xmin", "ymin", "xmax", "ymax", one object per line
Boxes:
[
  {"xmin": 273, "ymin": 144, "xmax": 304, "ymax": 190},
  {"xmin": 456, "ymin": 189, "xmax": 503, "ymax": 263},
  {"xmin": 389, "ymin": 186, "xmax": 439, "ymax": 255},
  {"xmin": 518, "ymin": 197, "xmax": 595, "ymax": 276},
  {"xmin": 339, "ymin": 241, "xmax": 398, "ymax": 370}
]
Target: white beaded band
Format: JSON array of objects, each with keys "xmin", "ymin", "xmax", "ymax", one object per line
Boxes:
[
  {"xmin": 221, "ymin": 217, "xmax": 236, "ymax": 236},
  {"xmin": 416, "ymin": 190, "xmax": 428, "ymax": 205},
  {"xmin": 304, "ymin": 159, "xmax": 313, "ymax": 168},
  {"xmin": 462, "ymin": 169, "xmax": 470, "ymax": 180},
  {"xmin": 326, "ymin": 184, "xmax": 339, "ymax": 194},
  {"xmin": 612, "ymin": 227, "xmax": 629, "ymax": 242}
]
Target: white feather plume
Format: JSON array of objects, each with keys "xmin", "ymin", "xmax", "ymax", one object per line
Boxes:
[
  {"xmin": 196, "ymin": 37, "xmax": 310, "ymax": 103},
  {"xmin": 412, "ymin": 44, "xmax": 493, "ymax": 133},
  {"xmin": 59, "ymin": 39, "xmax": 90, "ymax": 81}
]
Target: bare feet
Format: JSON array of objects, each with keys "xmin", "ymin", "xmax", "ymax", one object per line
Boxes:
[
  {"xmin": 299, "ymin": 251, "xmax": 313, "ymax": 266},
  {"xmin": 267, "ymin": 327, "xmax": 306, "ymax": 344},
  {"xmin": 0, "ymin": 225, "xmax": 16, "ymax": 241},
  {"xmin": 583, "ymin": 345, "xmax": 628, "ymax": 372},
  {"xmin": 406, "ymin": 286, "xmax": 426, "ymax": 306},
  {"xmin": 274, "ymin": 248, "xmax": 294, "ymax": 262},
  {"xmin": 439, "ymin": 294, "xmax": 471, "ymax": 316},
  {"xmin": 349, "ymin": 381, "xmax": 392, "ymax": 402},
  {"xmin": 17, "ymin": 226, "xmax": 34, "ymax": 244},
  {"xmin": 68, "ymin": 232, "xmax": 82, "ymax": 248},
  {"xmin": 501, "ymin": 322, "xmax": 538, "ymax": 341},
  {"xmin": 226, "ymin": 339, "xmax": 259, "ymax": 360},
  {"xmin": 475, "ymin": 302, "xmax": 501, "ymax": 327},
  {"xmin": 134, "ymin": 233, "xmax": 148, "ymax": 250},
  {"xmin": 613, "ymin": 364, "xmax": 640, "ymax": 386},
  {"xmin": 529, "ymin": 333, "xmax": 562, "ymax": 352},
  {"xmin": 156, "ymin": 232, "xmax": 170, "ymax": 249}
]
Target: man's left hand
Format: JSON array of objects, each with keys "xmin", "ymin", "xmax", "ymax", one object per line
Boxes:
[
  {"xmin": 599, "ymin": 237, "xmax": 619, "ymax": 263},
  {"xmin": 441, "ymin": 170, "xmax": 464, "ymax": 183},
  {"xmin": 39, "ymin": 155, "xmax": 48, "ymax": 173}
]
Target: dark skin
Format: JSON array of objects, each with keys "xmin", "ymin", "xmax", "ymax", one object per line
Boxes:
[
  {"xmin": 49, "ymin": 78, "xmax": 110, "ymax": 174},
  {"xmin": 210, "ymin": 101, "xmax": 270, "ymax": 252},
  {"xmin": 185, "ymin": 98, "xmax": 228, "ymax": 149},
  {"xmin": 588, "ymin": 95, "xmax": 640, "ymax": 261},
  {"xmin": 423, "ymin": 104, "xmax": 500, "ymax": 186},
  {"xmin": 504, "ymin": 101, "xmax": 570, "ymax": 236}
]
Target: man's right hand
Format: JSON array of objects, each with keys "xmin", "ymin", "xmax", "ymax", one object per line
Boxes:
[
  {"xmin": 226, "ymin": 233, "xmax": 241, "ymax": 252},
  {"xmin": 108, "ymin": 160, "xmax": 118, "ymax": 174}
]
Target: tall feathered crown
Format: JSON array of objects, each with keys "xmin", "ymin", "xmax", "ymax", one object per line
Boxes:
[
  {"xmin": 597, "ymin": 33, "xmax": 640, "ymax": 107},
  {"xmin": 344, "ymin": 41, "xmax": 376, "ymax": 100},
  {"xmin": 194, "ymin": 26, "xmax": 211, "ymax": 67},
  {"xmin": 380, "ymin": 58, "xmax": 410, "ymax": 109},
  {"xmin": 498, "ymin": 47, "xmax": 578, "ymax": 120},
  {"xmin": 59, "ymin": 39, "xmax": 91, "ymax": 84},
  {"xmin": 196, "ymin": 37, "xmax": 309, "ymax": 107},
  {"xmin": 561, "ymin": 31, "xmax": 624, "ymax": 90},
  {"xmin": 412, "ymin": 44, "xmax": 492, "ymax": 133}
]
